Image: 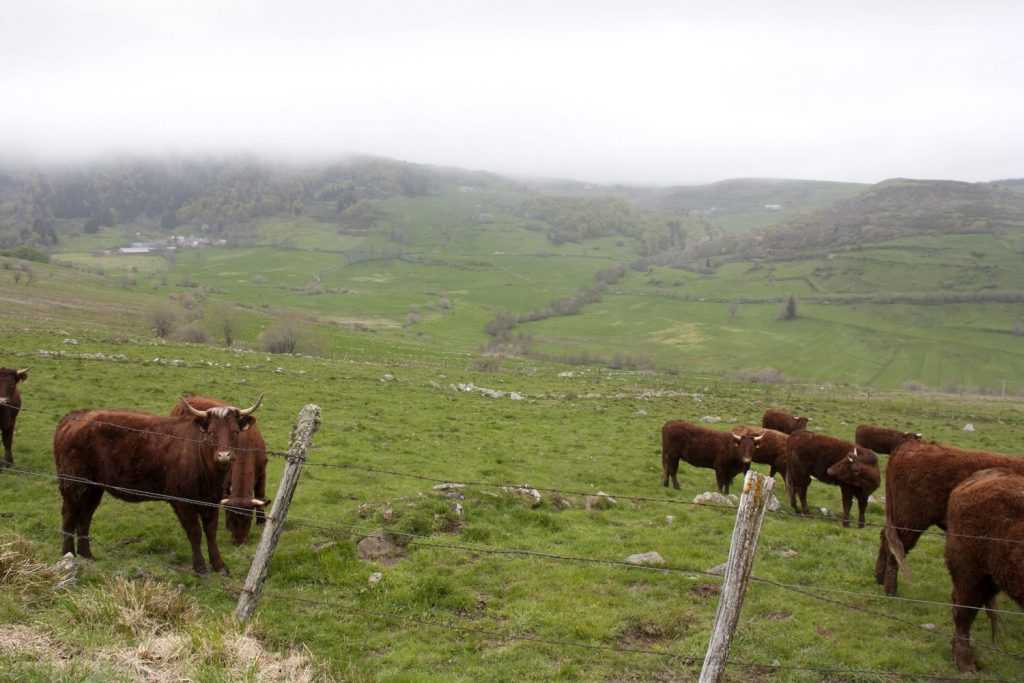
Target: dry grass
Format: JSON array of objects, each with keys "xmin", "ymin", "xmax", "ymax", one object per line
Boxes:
[
  {"xmin": 0, "ymin": 536, "xmax": 69, "ymax": 606},
  {"xmin": 68, "ymin": 576, "xmax": 200, "ymax": 637}
]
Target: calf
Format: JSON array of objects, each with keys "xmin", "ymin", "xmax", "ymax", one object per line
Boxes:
[
  {"xmin": 661, "ymin": 420, "xmax": 762, "ymax": 494},
  {"xmin": 854, "ymin": 424, "xmax": 921, "ymax": 454},
  {"xmin": 732, "ymin": 426, "xmax": 789, "ymax": 478},
  {"xmin": 875, "ymin": 440, "xmax": 1024, "ymax": 596},
  {"xmin": 944, "ymin": 468, "xmax": 1024, "ymax": 672},
  {"xmin": 762, "ymin": 409, "xmax": 809, "ymax": 434},
  {"xmin": 786, "ymin": 430, "xmax": 880, "ymax": 528},
  {"xmin": 0, "ymin": 366, "xmax": 29, "ymax": 471}
]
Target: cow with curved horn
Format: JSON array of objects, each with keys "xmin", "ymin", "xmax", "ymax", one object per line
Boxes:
[
  {"xmin": 662, "ymin": 420, "xmax": 763, "ymax": 494},
  {"xmin": 786, "ymin": 430, "xmax": 880, "ymax": 528},
  {"xmin": 170, "ymin": 395, "xmax": 269, "ymax": 545},
  {"xmin": 53, "ymin": 394, "xmax": 263, "ymax": 574},
  {"xmin": 0, "ymin": 366, "xmax": 29, "ymax": 472}
]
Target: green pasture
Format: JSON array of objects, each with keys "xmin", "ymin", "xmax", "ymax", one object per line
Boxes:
[{"xmin": 1, "ymin": 324, "xmax": 1023, "ymax": 681}]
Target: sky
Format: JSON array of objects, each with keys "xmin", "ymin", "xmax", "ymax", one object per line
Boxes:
[{"xmin": 2, "ymin": 0, "xmax": 1022, "ymax": 186}]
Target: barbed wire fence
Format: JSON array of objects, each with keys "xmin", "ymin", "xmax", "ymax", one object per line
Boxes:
[{"xmin": 2, "ymin": 404, "xmax": 1024, "ymax": 680}]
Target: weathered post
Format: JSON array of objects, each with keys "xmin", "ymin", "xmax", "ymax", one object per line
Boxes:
[
  {"xmin": 235, "ymin": 403, "xmax": 321, "ymax": 622},
  {"xmin": 699, "ymin": 470, "xmax": 775, "ymax": 683}
]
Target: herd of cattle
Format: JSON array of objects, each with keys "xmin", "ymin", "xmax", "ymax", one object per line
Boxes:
[
  {"xmin": 662, "ymin": 408, "xmax": 1024, "ymax": 672},
  {"xmin": 1, "ymin": 365, "xmax": 1022, "ymax": 671}
]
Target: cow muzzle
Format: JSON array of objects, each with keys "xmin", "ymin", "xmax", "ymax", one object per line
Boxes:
[{"xmin": 216, "ymin": 449, "xmax": 233, "ymax": 465}]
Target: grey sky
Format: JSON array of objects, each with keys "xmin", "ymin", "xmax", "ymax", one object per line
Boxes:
[{"xmin": 3, "ymin": 0, "xmax": 1022, "ymax": 185}]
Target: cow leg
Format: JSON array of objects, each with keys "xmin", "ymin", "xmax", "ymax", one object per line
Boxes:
[
  {"xmin": 839, "ymin": 487, "xmax": 853, "ymax": 528},
  {"xmin": 60, "ymin": 488, "xmax": 103, "ymax": 558},
  {"xmin": 254, "ymin": 470, "xmax": 267, "ymax": 526},
  {"xmin": 855, "ymin": 492, "xmax": 869, "ymax": 529},
  {"xmin": 797, "ymin": 483, "xmax": 810, "ymax": 516},
  {"xmin": 950, "ymin": 578, "xmax": 997, "ymax": 673},
  {"xmin": 874, "ymin": 530, "xmax": 889, "ymax": 585},
  {"xmin": 171, "ymin": 503, "xmax": 208, "ymax": 575},
  {"xmin": 661, "ymin": 451, "xmax": 670, "ymax": 487},
  {"xmin": 665, "ymin": 454, "xmax": 681, "ymax": 490},
  {"xmin": 200, "ymin": 506, "xmax": 226, "ymax": 574},
  {"xmin": 1, "ymin": 426, "xmax": 12, "ymax": 468}
]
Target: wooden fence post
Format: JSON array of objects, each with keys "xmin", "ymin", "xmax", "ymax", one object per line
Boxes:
[
  {"xmin": 234, "ymin": 403, "xmax": 321, "ymax": 623},
  {"xmin": 699, "ymin": 470, "xmax": 775, "ymax": 683}
]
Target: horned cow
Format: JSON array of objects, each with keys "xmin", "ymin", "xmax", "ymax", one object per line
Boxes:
[
  {"xmin": 854, "ymin": 424, "xmax": 921, "ymax": 454},
  {"xmin": 761, "ymin": 409, "xmax": 809, "ymax": 434},
  {"xmin": 786, "ymin": 430, "xmax": 880, "ymax": 528},
  {"xmin": 733, "ymin": 426, "xmax": 789, "ymax": 478},
  {"xmin": 875, "ymin": 440, "xmax": 1024, "ymax": 596},
  {"xmin": 53, "ymin": 395, "xmax": 264, "ymax": 574},
  {"xmin": 944, "ymin": 468, "xmax": 1024, "ymax": 672},
  {"xmin": 661, "ymin": 420, "xmax": 763, "ymax": 495},
  {"xmin": 0, "ymin": 366, "xmax": 29, "ymax": 471},
  {"xmin": 170, "ymin": 395, "xmax": 270, "ymax": 545}
]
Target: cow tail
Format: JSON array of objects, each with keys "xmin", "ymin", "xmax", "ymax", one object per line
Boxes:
[{"xmin": 883, "ymin": 493, "xmax": 912, "ymax": 582}]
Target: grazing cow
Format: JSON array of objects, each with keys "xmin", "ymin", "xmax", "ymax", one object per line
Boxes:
[
  {"xmin": 875, "ymin": 440, "xmax": 1024, "ymax": 596},
  {"xmin": 854, "ymin": 424, "xmax": 921, "ymax": 454},
  {"xmin": 733, "ymin": 426, "xmax": 789, "ymax": 478},
  {"xmin": 0, "ymin": 366, "xmax": 29, "ymax": 471},
  {"xmin": 661, "ymin": 420, "xmax": 763, "ymax": 494},
  {"xmin": 53, "ymin": 395, "xmax": 264, "ymax": 574},
  {"xmin": 944, "ymin": 468, "xmax": 1024, "ymax": 672},
  {"xmin": 786, "ymin": 430, "xmax": 880, "ymax": 528},
  {"xmin": 761, "ymin": 409, "xmax": 810, "ymax": 434},
  {"xmin": 170, "ymin": 396, "xmax": 269, "ymax": 545}
]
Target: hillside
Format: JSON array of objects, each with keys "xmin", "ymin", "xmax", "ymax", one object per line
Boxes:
[
  {"xmin": 751, "ymin": 178, "xmax": 1024, "ymax": 257},
  {"xmin": 2, "ymin": 158, "xmax": 1024, "ymax": 392}
]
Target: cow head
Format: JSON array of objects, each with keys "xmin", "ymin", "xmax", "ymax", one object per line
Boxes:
[
  {"xmin": 225, "ymin": 495, "xmax": 271, "ymax": 545},
  {"xmin": 179, "ymin": 394, "xmax": 262, "ymax": 468},
  {"xmin": 731, "ymin": 430, "xmax": 764, "ymax": 464},
  {"xmin": 794, "ymin": 416, "xmax": 810, "ymax": 431},
  {"xmin": 0, "ymin": 367, "xmax": 28, "ymax": 405},
  {"xmin": 827, "ymin": 446, "xmax": 880, "ymax": 485}
]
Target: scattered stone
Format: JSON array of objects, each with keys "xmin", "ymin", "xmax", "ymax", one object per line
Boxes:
[
  {"xmin": 449, "ymin": 502, "xmax": 464, "ymax": 516},
  {"xmin": 693, "ymin": 492, "xmax": 734, "ymax": 507},
  {"xmin": 356, "ymin": 532, "xmax": 404, "ymax": 565},
  {"xmin": 962, "ymin": 423, "xmax": 975, "ymax": 432},
  {"xmin": 869, "ymin": 495, "xmax": 885, "ymax": 505},
  {"xmin": 625, "ymin": 551, "xmax": 665, "ymax": 567},
  {"xmin": 428, "ymin": 380, "xmax": 441, "ymax": 389},
  {"xmin": 379, "ymin": 508, "xmax": 395, "ymax": 522},
  {"xmin": 765, "ymin": 494, "xmax": 781, "ymax": 512},
  {"xmin": 778, "ymin": 549, "xmax": 799, "ymax": 558},
  {"xmin": 665, "ymin": 515, "xmax": 675, "ymax": 525},
  {"xmin": 819, "ymin": 507, "xmax": 829, "ymax": 516},
  {"xmin": 502, "ymin": 485, "xmax": 542, "ymax": 508},
  {"xmin": 312, "ymin": 541, "xmax": 337, "ymax": 553},
  {"xmin": 701, "ymin": 415, "xmax": 722, "ymax": 423},
  {"xmin": 635, "ymin": 410, "xmax": 648, "ymax": 417},
  {"xmin": 707, "ymin": 563, "xmax": 728, "ymax": 576},
  {"xmin": 368, "ymin": 572, "xmax": 383, "ymax": 586},
  {"xmin": 584, "ymin": 492, "xmax": 616, "ymax": 510},
  {"xmin": 381, "ymin": 374, "xmax": 395, "ymax": 382},
  {"xmin": 558, "ymin": 371, "xmax": 575, "ymax": 378},
  {"xmin": 54, "ymin": 552, "xmax": 80, "ymax": 588},
  {"xmin": 63, "ymin": 338, "xmax": 78, "ymax": 345},
  {"xmin": 550, "ymin": 494, "xmax": 573, "ymax": 511},
  {"xmin": 922, "ymin": 623, "xmax": 936, "ymax": 631},
  {"xmin": 510, "ymin": 392, "xmax": 524, "ymax": 401}
]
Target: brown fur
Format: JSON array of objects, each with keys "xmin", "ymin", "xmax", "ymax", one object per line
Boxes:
[
  {"xmin": 53, "ymin": 400, "xmax": 260, "ymax": 574},
  {"xmin": 875, "ymin": 440, "xmax": 1024, "ymax": 596},
  {"xmin": 944, "ymin": 468, "xmax": 1024, "ymax": 672},
  {"xmin": 733, "ymin": 426, "xmax": 789, "ymax": 478},
  {"xmin": 0, "ymin": 367, "xmax": 28, "ymax": 471},
  {"xmin": 786, "ymin": 430, "xmax": 879, "ymax": 528},
  {"xmin": 661, "ymin": 420, "xmax": 758, "ymax": 495},
  {"xmin": 171, "ymin": 396, "xmax": 269, "ymax": 545},
  {"xmin": 761, "ymin": 409, "xmax": 809, "ymax": 434},
  {"xmin": 854, "ymin": 424, "xmax": 921, "ymax": 454}
]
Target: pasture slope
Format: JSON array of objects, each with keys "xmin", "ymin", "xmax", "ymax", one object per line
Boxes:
[{"xmin": 1, "ymin": 319, "xmax": 1023, "ymax": 680}]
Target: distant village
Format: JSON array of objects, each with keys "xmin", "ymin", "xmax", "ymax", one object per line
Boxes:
[{"xmin": 117, "ymin": 233, "xmax": 227, "ymax": 255}]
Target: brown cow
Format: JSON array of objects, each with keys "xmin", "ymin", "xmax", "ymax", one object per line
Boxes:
[
  {"xmin": 53, "ymin": 395, "xmax": 263, "ymax": 574},
  {"xmin": 875, "ymin": 440, "xmax": 1024, "ymax": 596},
  {"xmin": 733, "ymin": 426, "xmax": 789, "ymax": 478},
  {"xmin": 854, "ymin": 424, "xmax": 921, "ymax": 454},
  {"xmin": 0, "ymin": 366, "xmax": 29, "ymax": 471},
  {"xmin": 762, "ymin": 409, "xmax": 809, "ymax": 434},
  {"xmin": 661, "ymin": 420, "xmax": 763, "ymax": 494},
  {"xmin": 170, "ymin": 396, "xmax": 269, "ymax": 545},
  {"xmin": 944, "ymin": 468, "xmax": 1024, "ymax": 672},
  {"xmin": 786, "ymin": 430, "xmax": 880, "ymax": 528}
]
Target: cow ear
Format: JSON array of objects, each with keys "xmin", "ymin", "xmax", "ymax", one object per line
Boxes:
[
  {"xmin": 193, "ymin": 416, "xmax": 210, "ymax": 432},
  {"xmin": 239, "ymin": 415, "xmax": 256, "ymax": 431},
  {"xmin": 16, "ymin": 371, "xmax": 28, "ymax": 383}
]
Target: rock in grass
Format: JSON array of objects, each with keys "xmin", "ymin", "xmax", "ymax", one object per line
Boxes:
[
  {"xmin": 357, "ymin": 532, "xmax": 404, "ymax": 565},
  {"xmin": 693, "ymin": 492, "xmax": 734, "ymax": 507},
  {"xmin": 625, "ymin": 551, "xmax": 665, "ymax": 567}
]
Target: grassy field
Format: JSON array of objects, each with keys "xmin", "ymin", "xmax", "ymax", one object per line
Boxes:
[{"xmin": 1, "ymin": 314, "xmax": 1023, "ymax": 680}]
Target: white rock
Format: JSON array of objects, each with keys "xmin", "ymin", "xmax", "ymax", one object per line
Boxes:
[
  {"xmin": 368, "ymin": 572, "xmax": 383, "ymax": 586},
  {"xmin": 962, "ymin": 423, "xmax": 975, "ymax": 432},
  {"xmin": 625, "ymin": 551, "xmax": 665, "ymax": 566}
]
